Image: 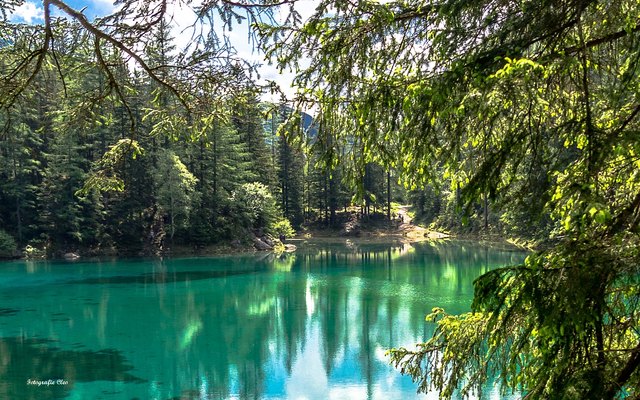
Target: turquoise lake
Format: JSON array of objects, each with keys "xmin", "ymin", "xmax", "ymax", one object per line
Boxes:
[{"xmin": 0, "ymin": 239, "xmax": 525, "ymax": 399}]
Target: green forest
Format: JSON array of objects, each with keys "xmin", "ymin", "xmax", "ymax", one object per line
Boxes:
[
  {"xmin": 0, "ymin": 16, "xmax": 393, "ymax": 258},
  {"xmin": 1, "ymin": 0, "xmax": 640, "ymax": 399},
  {"xmin": 0, "ymin": 14, "xmax": 506, "ymax": 259}
]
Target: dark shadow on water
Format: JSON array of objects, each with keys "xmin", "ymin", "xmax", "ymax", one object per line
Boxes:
[
  {"xmin": 0, "ymin": 337, "xmax": 145, "ymax": 399},
  {"xmin": 67, "ymin": 268, "xmax": 267, "ymax": 285},
  {"xmin": 0, "ymin": 308, "xmax": 19, "ymax": 316}
]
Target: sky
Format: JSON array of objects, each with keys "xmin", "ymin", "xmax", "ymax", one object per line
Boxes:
[
  {"xmin": 9, "ymin": 0, "xmax": 317, "ymax": 102},
  {"xmin": 10, "ymin": 0, "xmax": 116, "ymax": 22}
]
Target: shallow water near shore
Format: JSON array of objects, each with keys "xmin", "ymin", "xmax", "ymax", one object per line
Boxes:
[{"xmin": 0, "ymin": 240, "xmax": 525, "ymax": 399}]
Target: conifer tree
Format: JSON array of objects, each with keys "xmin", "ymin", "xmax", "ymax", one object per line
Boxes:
[
  {"xmin": 231, "ymin": 90, "xmax": 277, "ymax": 189},
  {"xmin": 0, "ymin": 103, "xmax": 43, "ymax": 245},
  {"xmin": 153, "ymin": 149, "xmax": 198, "ymax": 242},
  {"xmin": 277, "ymin": 128, "xmax": 305, "ymax": 227}
]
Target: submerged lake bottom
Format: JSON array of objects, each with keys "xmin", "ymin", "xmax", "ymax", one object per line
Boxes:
[{"xmin": 0, "ymin": 239, "xmax": 525, "ymax": 399}]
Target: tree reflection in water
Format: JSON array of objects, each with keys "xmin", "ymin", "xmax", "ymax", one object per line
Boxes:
[{"xmin": 0, "ymin": 240, "xmax": 524, "ymax": 399}]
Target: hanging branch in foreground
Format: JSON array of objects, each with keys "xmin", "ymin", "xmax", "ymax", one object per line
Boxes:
[{"xmin": 0, "ymin": 0, "xmax": 299, "ymax": 129}]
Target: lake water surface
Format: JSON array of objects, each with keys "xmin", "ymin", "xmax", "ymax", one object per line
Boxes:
[{"xmin": 0, "ymin": 240, "xmax": 525, "ymax": 399}]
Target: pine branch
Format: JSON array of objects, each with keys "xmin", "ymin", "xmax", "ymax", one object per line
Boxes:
[{"xmin": 48, "ymin": 0, "xmax": 190, "ymax": 112}]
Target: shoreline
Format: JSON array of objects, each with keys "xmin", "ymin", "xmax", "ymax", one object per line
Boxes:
[
  {"xmin": 1, "ymin": 232, "xmax": 529, "ymax": 262},
  {"xmin": 3, "ymin": 205, "xmax": 535, "ymax": 261}
]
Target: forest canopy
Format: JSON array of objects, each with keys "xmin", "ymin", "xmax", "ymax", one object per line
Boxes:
[
  {"xmin": 1, "ymin": 0, "xmax": 640, "ymax": 398},
  {"xmin": 0, "ymin": 0, "xmax": 313, "ymax": 256}
]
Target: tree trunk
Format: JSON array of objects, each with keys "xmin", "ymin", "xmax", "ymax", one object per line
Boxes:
[
  {"xmin": 387, "ymin": 169, "xmax": 391, "ymax": 221},
  {"xmin": 16, "ymin": 196, "xmax": 22, "ymax": 242},
  {"xmin": 484, "ymin": 192, "xmax": 488, "ymax": 230}
]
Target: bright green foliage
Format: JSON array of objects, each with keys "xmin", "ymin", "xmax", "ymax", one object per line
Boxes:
[
  {"xmin": 80, "ymin": 139, "xmax": 144, "ymax": 195},
  {"xmin": 391, "ymin": 234, "xmax": 640, "ymax": 399},
  {"xmin": 103, "ymin": 157, "xmax": 157, "ymax": 254},
  {"xmin": 230, "ymin": 182, "xmax": 280, "ymax": 233},
  {"xmin": 153, "ymin": 149, "xmax": 198, "ymax": 240},
  {"xmin": 271, "ymin": 218, "xmax": 295, "ymax": 238},
  {"xmin": 263, "ymin": 0, "xmax": 640, "ymax": 398}
]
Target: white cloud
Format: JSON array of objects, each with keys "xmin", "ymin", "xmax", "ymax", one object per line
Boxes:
[
  {"xmin": 286, "ymin": 325, "xmax": 329, "ymax": 400},
  {"xmin": 10, "ymin": 1, "xmax": 44, "ymax": 24},
  {"xmin": 166, "ymin": 2, "xmax": 203, "ymax": 52}
]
